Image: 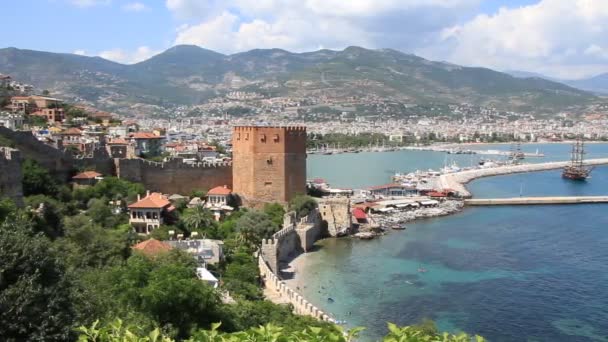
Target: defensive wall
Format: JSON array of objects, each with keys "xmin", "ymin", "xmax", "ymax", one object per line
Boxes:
[
  {"xmin": 259, "ymin": 208, "xmax": 333, "ymax": 322},
  {"xmin": 258, "ymin": 255, "xmax": 334, "ymax": 322},
  {"xmin": 115, "ymin": 158, "xmax": 233, "ymax": 195},
  {"xmin": 318, "ymin": 197, "xmax": 353, "ymax": 237},
  {"xmin": 0, "ymin": 147, "xmax": 24, "ymax": 206},
  {"xmin": 0, "ymin": 126, "xmax": 115, "ymax": 181}
]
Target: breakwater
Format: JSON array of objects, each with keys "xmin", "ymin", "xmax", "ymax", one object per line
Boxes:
[
  {"xmin": 465, "ymin": 196, "xmax": 608, "ymax": 206},
  {"xmin": 440, "ymin": 158, "xmax": 608, "ymax": 198}
]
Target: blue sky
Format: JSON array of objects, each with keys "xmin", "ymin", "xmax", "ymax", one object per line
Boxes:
[{"xmin": 1, "ymin": 0, "xmax": 608, "ymax": 79}]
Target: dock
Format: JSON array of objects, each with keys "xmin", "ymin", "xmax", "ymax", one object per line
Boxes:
[
  {"xmin": 439, "ymin": 158, "xmax": 608, "ymax": 198},
  {"xmin": 465, "ymin": 196, "xmax": 608, "ymax": 206}
]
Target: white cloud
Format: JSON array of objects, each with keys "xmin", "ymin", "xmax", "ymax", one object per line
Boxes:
[
  {"xmin": 69, "ymin": 0, "xmax": 110, "ymax": 7},
  {"xmin": 73, "ymin": 49, "xmax": 87, "ymax": 55},
  {"xmin": 122, "ymin": 2, "xmax": 147, "ymax": 12},
  {"xmin": 170, "ymin": 0, "xmax": 477, "ymax": 53},
  {"xmin": 422, "ymin": 0, "xmax": 608, "ymax": 79},
  {"xmin": 166, "ymin": 0, "xmax": 608, "ymax": 79},
  {"xmin": 98, "ymin": 46, "xmax": 159, "ymax": 64}
]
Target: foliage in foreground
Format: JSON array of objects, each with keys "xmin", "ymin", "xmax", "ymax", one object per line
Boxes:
[{"xmin": 78, "ymin": 319, "xmax": 485, "ymax": 342}]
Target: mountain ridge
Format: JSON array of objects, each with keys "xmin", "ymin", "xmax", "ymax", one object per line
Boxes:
[{"xmin": 0, "ymin": 45, "xmax": 597, "ymax": 113}]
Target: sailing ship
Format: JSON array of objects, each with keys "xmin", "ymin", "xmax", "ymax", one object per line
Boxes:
[{"xmin": 562, "ymin": 139, "xmax": 592, "ymax": 180}]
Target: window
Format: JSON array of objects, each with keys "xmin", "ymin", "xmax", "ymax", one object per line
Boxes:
[
  {"xmin": 236, "ymin": 133, "xmax": 240, "ymax": 140},
  {"xmin": 273, "ymin": 134, "xmax": 280, "ymax": 142},
  {"xmin": 245, "ymin": 133, "xmax": 249, "ymax": 140},
  {"xmin": 132, "ymin": 211, "xmax": 136, "ymax": 219},
  {"xmin": 146, "ymin": 212, "xmax": 151, "ymax": 219},
  {"xmin": 260, "ymin": 134, "xmax": 266, "ymax": 142}
]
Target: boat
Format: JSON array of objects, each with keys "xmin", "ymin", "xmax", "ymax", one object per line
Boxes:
[
  {"xmin": 562, "ymin": 139, "xmax": 592, "ymax": 181},
  {"xmin": 417, "ymin": 267, "xmax": 427, "ymax": 273},
  {"xmin": 391, "ymin": 224, "xmax": 407, "ymax": 230}
]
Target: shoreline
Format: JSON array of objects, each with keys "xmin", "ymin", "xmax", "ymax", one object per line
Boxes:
[{"xmin": 283, "ymin": 158, "xmax": 608, "ymax": 316}]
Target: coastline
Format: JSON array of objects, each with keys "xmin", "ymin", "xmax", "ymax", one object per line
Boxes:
[{"xmin": 284, "ymin": 158, "xmax": 608, "ymax": 317}]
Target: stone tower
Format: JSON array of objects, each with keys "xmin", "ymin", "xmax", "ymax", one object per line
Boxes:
[{"xmin": 232, "ymin": 126, "xmax": 307, "ymax": 206}]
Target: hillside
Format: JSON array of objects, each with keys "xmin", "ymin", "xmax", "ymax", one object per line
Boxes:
[
  {"xmin": 565, "ymin": 73, "xmax": 608, "ymax": 94},
  {"xmin": 0, "ymin": 45, "xmax": 596, "ymax": 113}
]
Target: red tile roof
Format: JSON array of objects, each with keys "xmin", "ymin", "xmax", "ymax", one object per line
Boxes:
[
  {"xmin": 208, "ymin": 185, "xmax": 232, "ymax": 196},
  {"xmin": 132, "ymin": 239, "xmax": 172, "ymax": 256},
  {"xmin": 130, "ymin": 132, "xmax": 163, "ymax": 139},
  {"xmin": 352, "ymin": 208, "xmax": 367, "ymax": 220},
  {"xmin": 108, "ymin": 138, "xmax": 129, "ymax": 145},
  {"xmin": 61, "ymin": 127, "xmax": 83, "ymax": 135},
  {"xmin": 128, "ymin": 192, "xmax": 171, "ymax": 209},
  {"xmin": 72, "ymin": 171, "xmax": 102, "ymax": 180}
]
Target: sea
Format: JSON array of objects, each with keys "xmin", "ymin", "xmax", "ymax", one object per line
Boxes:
[{"xmin": 298, "ymin": 143, "xmax": 608, "ymax": 341}]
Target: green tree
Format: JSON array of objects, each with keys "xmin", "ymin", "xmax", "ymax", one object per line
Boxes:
[
  {"xmin": 235, "ymin": 211, "xmax": 278, "ymax": 249},
  {"xmin": 288, "ymin": 195, "xmax": 317, "ymax": 218},
  {"xmin": 182, "ymin": 206, "xmax": 215, "ymax": 233},
  {"xmin": 0, "ymin": 217, "xmax": 77, "ymax": 341},
  {"xmin": 263, "ymin": 203, "xmax": 285, "ymax": 228},
  {"xmin": 42, "ymin": 89, "xmax": 50, "ymax": 96},
  {"xmin": 22, "ymin": 159, "xmax": 59, "ymax": 197},
  {"xmin": 24, "ymin": 194, "xmax": 66, "ymax": 238},
  {"xmin": 106, "ymin": 251, "xmax": 227, "ymax": 339}
]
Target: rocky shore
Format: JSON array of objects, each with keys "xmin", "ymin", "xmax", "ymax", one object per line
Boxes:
[{"xmin": 372, "ymin": 200, "xmax": 464, "ymax": 226}]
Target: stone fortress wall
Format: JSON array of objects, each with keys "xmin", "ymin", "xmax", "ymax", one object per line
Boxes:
[
  {"xmin": 115, "ymin": 158, "xmax": 233, "ymax": 194},
  {"xmin": 0, "ymin": 127, "xmax": 232, "ymax": 195},
  {"xmin": 0, "ymin": 147, "xmax": 24, "ymax": 206},
  {"xmin": 259, "ymin": 208, "xmax": 333, "ymax": 322},
  {"xmin": 318, "ymin": 197, "xmax": 353, "ymax": 237}
]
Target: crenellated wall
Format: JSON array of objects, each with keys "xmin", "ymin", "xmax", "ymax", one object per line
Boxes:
[
  {"xmin": 0, "ymin": 147, "xmax": 24, "ymax": 206},
  {"xmin": 258, "ymin": 256, "xmax": 334, "ymax": 322},
  {"xmin": 115, "ymin": 158, "xmax": 233, "ymax": 195},
  {"xmin": 259, "ymin": 208, "xmax": 332, "ymax": 322}
]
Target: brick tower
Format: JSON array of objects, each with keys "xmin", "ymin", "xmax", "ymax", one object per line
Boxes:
[{"xmin": 232, "ymin": 126, "xmax": 307, "ymax": 206}]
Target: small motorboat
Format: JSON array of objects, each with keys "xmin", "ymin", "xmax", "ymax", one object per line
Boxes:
[
  {"xmin": 417, "ymin": 267, "xmax": 427, "ymax": 273},
  {"xmin": 327, "ymin": 297, "xmax": 335, "ymax": 303},
  {"xmin": 392, "ymin": 224, "xmax": 407, "ymax": 230}
]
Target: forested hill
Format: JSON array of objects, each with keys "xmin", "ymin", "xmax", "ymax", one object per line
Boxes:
[{"xmin": 0, "ymin": 45, "xmax": 596, "ymax": 113}]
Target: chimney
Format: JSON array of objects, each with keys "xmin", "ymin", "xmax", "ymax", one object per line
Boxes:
[
  {"xmin": 146, "ymin": 190, "xmax": 150, "ymax": 197},
  {"xmin": 137, "ymin": 194, "xmax": 141, "ymax": 201}
]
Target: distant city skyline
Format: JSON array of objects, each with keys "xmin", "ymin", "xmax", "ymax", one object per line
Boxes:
[{"xmin": 2, "ymin": 0, "xmax": 608, "ymax": 79}]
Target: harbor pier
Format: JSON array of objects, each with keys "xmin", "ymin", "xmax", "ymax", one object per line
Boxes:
[
  {"xmin": 440, "ymin": 158, "xmax": 608, "ymax": 198},
  {"xmin": 465, "ymin": 196, "xmax": 608, "ymax": 206}
]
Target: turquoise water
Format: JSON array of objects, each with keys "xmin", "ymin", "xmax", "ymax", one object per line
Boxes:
[
  {"xmin": 307, "ymin": 143, "xmax": 608, "ymax": 188},
  {"xmin": 299, "ymin": 143, "xmax": 608, "ymax": 341}
]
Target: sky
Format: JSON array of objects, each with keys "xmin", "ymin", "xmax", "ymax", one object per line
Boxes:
[{"xmin": 2, "ymin": 0, "xmax": 608, "ymax": 79}]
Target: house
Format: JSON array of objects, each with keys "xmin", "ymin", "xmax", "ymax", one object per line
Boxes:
[
  {"xmin": 166, "ymin": 239, "xmax": 224, "ymax": 265},
  {"xmin": 129, "ymin": 132, "xmax": 165, "ymax": 157},
  {"xmin": 31, "ymin": 107, "xmax": 65, "ymax": 123},
  {"xmin": 128, "ymin": 191, "xmax": 175, "ymax": 234},
  {"xmin": 9, "ymin": 96, "xmax": 32, "ymax": 113},
  {"xmin": 29, "ymin": 95, "xmax": 62, "ymax": 109},
  {"xmin": 72, "ymin": 171, "xmax": 102, "ymax": 187},
  {"xmin": 0, "ymin": 112, "xmax": 24, "ymax": 129},
  {"xmin": 131, "ymin": 238, "xmax": 173, "ymax": 257},
  {"xmin": 206, "ymin": 185, "xmax": 232, "ymax": 207}
]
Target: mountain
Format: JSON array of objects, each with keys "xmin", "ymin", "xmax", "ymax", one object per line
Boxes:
[
  {"xmin": 0, "ymin": 45, "xmax": 596, "ymax": 113},
  {"xmin": 565, "ymin": 73, "xmax": 608, "ymax": 94},
  {"xmin": 506, "ymin": 70, "xmax": 560, "ymax": 82}
]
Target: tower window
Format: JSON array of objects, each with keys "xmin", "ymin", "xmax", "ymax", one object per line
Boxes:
[
  {"xmin": 260, "ymin": 134, "xmax": 266, "ymax": 142},
  {"xmin": 273, "ymin": 134, "xmax": 280, "ymax": 142}
]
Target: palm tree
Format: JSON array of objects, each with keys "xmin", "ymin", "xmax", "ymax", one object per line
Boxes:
[{"xmin": 182, "ymin": 206, "xmax": 214, "ymax": 233}]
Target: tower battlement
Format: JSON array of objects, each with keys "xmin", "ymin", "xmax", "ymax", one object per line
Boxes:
[{"xmin": 232, "ymin": 125, "xmax": 307, "ymax": 206}]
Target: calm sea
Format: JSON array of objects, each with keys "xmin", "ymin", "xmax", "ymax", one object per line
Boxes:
[{"xmin": 299, "ymin": 143, "xmax": 608, "ymax": 341}]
